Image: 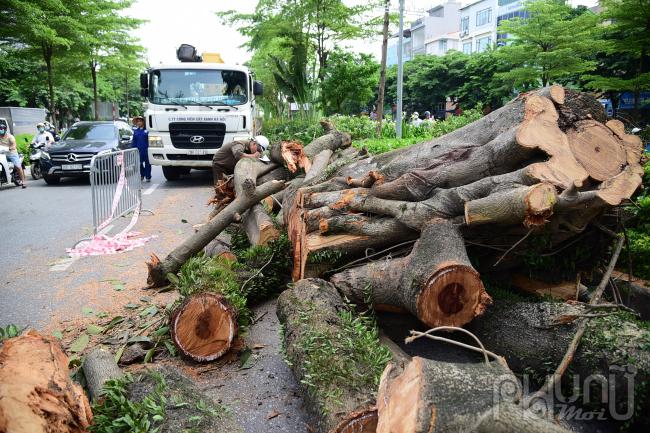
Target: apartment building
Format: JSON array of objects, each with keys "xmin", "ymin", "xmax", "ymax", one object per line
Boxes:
[{"xmin": 459, "ymin": 0, "xmax": 498, "ymax": 54}]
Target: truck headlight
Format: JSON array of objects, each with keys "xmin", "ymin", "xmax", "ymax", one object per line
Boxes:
[{"xmin": 149, "ymin": 136, "xmax": 163, "ymax": 147}]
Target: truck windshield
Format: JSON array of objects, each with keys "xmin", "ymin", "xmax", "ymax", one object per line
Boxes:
[
  {"xmin": 63, "ymin": 124, "xmax": 116, "ymax": 140},
  {"xmin": 150, "ymin": 69, "xmax": 248, "ymax": 106}
]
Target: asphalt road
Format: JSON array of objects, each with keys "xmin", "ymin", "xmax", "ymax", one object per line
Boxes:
[{"xmin": 0, "ymin": 165, "xmax": 214, "ymax": 329}]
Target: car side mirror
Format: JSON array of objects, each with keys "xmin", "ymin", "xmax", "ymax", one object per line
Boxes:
[
  {"xmin": 120, "ymin": 135, "xmax": 132, "ymax": 143},
  {"xmin": 140, "ymin": 73, "xmax": 149, "ymax": 89},
  {"xmin": 140, "ymin": 88, "xmax": 148, "ymax": 98},
  {"xmin": 253, "ymin": 80, "xmax": 264, "ymax": 96}
]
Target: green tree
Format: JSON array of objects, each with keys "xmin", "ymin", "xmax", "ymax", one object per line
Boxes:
[
  {"xmin": 457, "ymin": 48, "xmax": 513, "ymax": 111},
  {"xmin": 321, "ymin": 50, "xmax": 379, "ymax": 115},
  {"xmin": 585, "ymin": 0, "xmax": 650, "ymax": 113},
  {"xmin": 496, "ymin": 0, "xmax": 605, "ymax": 87}
]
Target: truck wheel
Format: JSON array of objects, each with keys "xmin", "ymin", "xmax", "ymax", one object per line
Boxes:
[
  {"xmin": 43, "ymin": 174, "xmax": 60, "ymax": 185},
  {"xmin": 162, "ymin": 166, "xmax": 181, "ymax": 181}
]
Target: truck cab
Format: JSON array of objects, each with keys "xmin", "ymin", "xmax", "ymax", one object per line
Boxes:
[{"xmin": 140, "ymin": 45, "xmax": 262, "ymax": 180}]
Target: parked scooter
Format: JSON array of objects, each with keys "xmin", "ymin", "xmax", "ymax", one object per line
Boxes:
[{"xmin": 0, "ymin": 144, "xmax": 23, "ymax": 187}]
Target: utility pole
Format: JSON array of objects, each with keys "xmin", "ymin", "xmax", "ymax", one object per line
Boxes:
[
  {"xmin": 396, "ymin": 0, "xmax": 405, "ymax": 139},
  {"xmin": 375, "ymin": 0, "xmax": 390, "ymax": 136},
  {"xmin": 125, "ymin": 72, "xmax": 130, "ymax": 120}
]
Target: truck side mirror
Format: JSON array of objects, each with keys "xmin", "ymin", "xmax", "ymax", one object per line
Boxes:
[
  {"xmin": 253, "ymin": 80, "xmax": 264, "ymax": 96},
  {"xmin": 140, "ymin": 73, "xmax": 149, "ymax": 90},
  {"xmin": 140, "ymin": 88, "xmax": 148, "ymax": 97}
]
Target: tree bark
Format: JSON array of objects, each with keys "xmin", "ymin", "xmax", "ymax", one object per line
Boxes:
[
  {"xmin": 171, "ymin": 292, "xmax": 237, "ymax": 362},
  {"xmin": 466, "ymin": 301, "xmax": 650, "ymax": 411},
  {"xmin": 276, "ymin": 279, "xmax": 380, "ymax": 433},
  {"xmin": 375, "ymin": 0, "xmax": 390, "ymax": 136},
  {"xmin": 83, "ymin": 347, "xmax": 123, "ymax": 402},
  {"xmin": 331, "ymin": 220, "xmax": 491, "ymax": 328},
  {"xmin": 242, "ymin": 203, "xmax": 279, "ymax": 246},
  {"xmin": 147, "ymin": 180, "xmax": 284, "ymax": 287},
  {"xmin": 203, "ymin": 233, "xmax": 236, "ymax": 261},
  {"xmin": 376, "ymin": 357, "xmax": 571, "ymax": 433},
  {"xmin": 91, "ymin": 61, "xmax": 99, "ymax": 121},
  {"xmin": 0, "ymin": 331, "xmax": 92, "ymax": 433}
]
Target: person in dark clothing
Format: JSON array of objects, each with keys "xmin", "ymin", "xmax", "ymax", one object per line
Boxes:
[
  {"xmin": 132, "ymin": 116, "xmax": 151, "ymax": 182},
  {"xmin": 212, "ymin": 136, "xmax": 269, "ymax": 185}
]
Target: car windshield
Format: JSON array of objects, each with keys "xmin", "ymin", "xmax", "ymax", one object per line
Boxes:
[
  {"xmin": 150, "ymin": 69, "xmax": 248, "ymax": 106},
  {"xmin": 63, "ymin": 124, "xmax": 116, "ymax": 141}
]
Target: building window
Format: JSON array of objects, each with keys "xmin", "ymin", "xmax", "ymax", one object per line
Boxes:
[
  {"xmin": 476, "ymin": 36, "xmax": 492, "ymax": 52},
  {"xmin": 476, "ymin": 8, "xmax": 492, "ymax": 27},
  {"xmin": 498, "ymin": 0, "xmax": 519, "ymax": 5},
  {"xmin": 460, "ymin": 16, "xmax": 469, "ymax": 34},
  {"xmin": 439, "ymin": 39, "xmax": 447, "ymax": 52},
  {"xmin": 463, "ymin": 42, "xmax": 472, "ymax": 54}
]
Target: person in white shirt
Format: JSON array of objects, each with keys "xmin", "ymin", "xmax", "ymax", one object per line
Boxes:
[
  {"xmin": 31, "ymin": 123, "xmax": 55, "ymax": 148},
  {"xmin": 411, "ymin": 112, "xmax": 423, "ymax": 127}
]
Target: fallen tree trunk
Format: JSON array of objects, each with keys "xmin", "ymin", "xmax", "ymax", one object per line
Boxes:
[
  {"xmin": 268, "ymin": 140, "xmax": 310, "ymax": 173},
  {"xmin": 277, "ymin": 278, "xmax": 386, "ymax": 433},
  {"xmin": 0, "ymin": 331, "xmax": 93, "ymax": 433},
  {"xmin": 242, "ymin": 203, "xmax": 279, "ymax": 246},
  {"xmin": 331, "ymin": 220, "xmax": 491, "ymax": 327},
  {"xmin": 147, "ymin": 180, "xmax": 284, "ymax": 287},
  {"xmin": 203, "ymin": 234, "xmax": 237, "ymax": 261},
  {"xmin": 171, "ymin": 292, "xmax": 237, "ymax": 362},
  {"xmin": 286, "ymin": 86, "xmax": 644, "ymax": 283},
  {"xmin": 466, "ymin": 300, "xmax": 650, "ymax": 413},
  {"xmin": 83, "ymin": 347, "xmax": 123, "ymax": 402},
  {"xmin": 376, "ymin": 357, "xmax": 571, "ymax": 433}
]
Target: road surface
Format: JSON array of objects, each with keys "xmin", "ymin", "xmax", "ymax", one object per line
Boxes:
[{"xmin": 0, "ymin": 166, "xmax": 213, "ymax": 328}]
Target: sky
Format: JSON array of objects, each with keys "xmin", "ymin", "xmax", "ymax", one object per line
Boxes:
[{"xmin": 126, "ymin": 0, "xmax": 599, "ymax": 66}]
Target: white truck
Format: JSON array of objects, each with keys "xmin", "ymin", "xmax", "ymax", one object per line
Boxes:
[{"xmin": 139, "ymin": 45, "xmax": 263, "ymax": 180}]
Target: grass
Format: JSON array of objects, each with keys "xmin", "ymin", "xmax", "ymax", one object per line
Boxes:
[
  {"xmin": 286, "ymin": 297, "xmax": 392, "ymax": 414},
  {"xmin": 625, "ymin": 155, "xmax": 650, "ymax": 280}
]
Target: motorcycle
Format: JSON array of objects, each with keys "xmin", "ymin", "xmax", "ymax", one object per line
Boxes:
[
  {"xmin": 29, "ymin": 140, "xmax": 48, "ymax": 180},
  {"xmin": 0, "ymin": 144, "xmax": 24, "ymax": 187}
]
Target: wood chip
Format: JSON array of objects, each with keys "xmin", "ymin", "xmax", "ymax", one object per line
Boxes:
[{"xmin": 267, "ymin": 410, "xmax": 281, "ymax": 420}]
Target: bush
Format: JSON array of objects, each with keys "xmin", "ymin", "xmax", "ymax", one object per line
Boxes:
[
  {"xmin": 14, "ymin": 133, "xmax": 31, "ymax": 166},
  {"xmin": 262, "ymin": 109, "xmax": 482, "ymax": 154}
]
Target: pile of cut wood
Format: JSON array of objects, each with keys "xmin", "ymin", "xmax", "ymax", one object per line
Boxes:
[{"xmin": 141, "ymin": 86, "xmax": 646, "ymax": 431}]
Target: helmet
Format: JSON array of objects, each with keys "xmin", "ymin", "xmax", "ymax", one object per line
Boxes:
[
  {"xmin": 424, "ymin": 111, "xmax": 431, "ymax": 117},
  {"xmin": 37, "ymin": 122, "xmax": 44, "ymax": 128},
  {"xmin": 412, "ymin": 112, "xmax": 419, "ymax": 118},
  {"xmin": 254, "ymin": 135, "xmax": 269, "ymax": 151}
]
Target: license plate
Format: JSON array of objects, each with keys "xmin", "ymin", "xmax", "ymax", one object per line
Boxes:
[
  {"xmin": 62, "ymin": 164, "xmax": 83, "ymax": 170},
  {"xmin": 187, "ymin": 149, "xmax": 207, "ymax": 155}
]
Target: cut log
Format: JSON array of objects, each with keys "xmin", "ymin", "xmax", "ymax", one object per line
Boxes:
[
  {"xmin": 277, "ymin": 278, "xmax": 385, "ymax": 433},
  {"xmin": 83, "ymin": 347, "xmax": 123, "ymax": 402},
  {"xmin": 268, "ymin": 140, "xmax": 310, "ymax": 173},
  {"xmin": 242, "ymin": 203, "xmax": 279, "ymax": 246},
  {"xmin": 376, "ymin": 357, "xmax": 571, "ymax": 433},
  {"xmin": 147, "ymin": 180, "xmax": 284, "ymax": 287},
  {"xmin": 171, "ymin": 292, "xmax": 237, "ymax": 362},
  {"xmin": 331, "ymin": 220, "xmax": 491, "ymax": 327},
  {"xmin": 466, "ymin": 300, "xmax": 650, "ymax": 411},
  {"xmin": 511, "ymin": 274, "xmax": 590, "ymax": 301},
  {"xmin": 303, "ymin": 119, "xmax": 352, "ymax": 159},
  {"xmin": 203, "ymin": 234, "xmax": 237, "ymax": 261},
  {"xmin": 0, "ymin": 331, "xmax": 93, "ymax": 433}
]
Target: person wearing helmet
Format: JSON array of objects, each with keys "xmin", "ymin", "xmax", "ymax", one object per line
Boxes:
[
  {"xmin": 32, "ymin": 122, "xmax": 55, "ymax": 149},
  {"xmin": 411, "ymin": 112, "xmax": 423, "ymax": 127},
  {"xmin": 211, "ymin": 135, "xmax": 269, "ymax": 185},
  {"xmin": 0, "ymin": 123, "xmax": 26, "ymax": 188}
]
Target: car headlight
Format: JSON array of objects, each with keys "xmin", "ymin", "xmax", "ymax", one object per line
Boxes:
[
  {"xmin": 149, "ymin": 136, "xmax": 163, "ymax": 147},
  {"xmin": 41, "ymin": 151, "xmax": 50, "ymax": 160}
]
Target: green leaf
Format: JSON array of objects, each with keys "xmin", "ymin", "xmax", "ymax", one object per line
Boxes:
[
  {"xmin": 81, "ymin": 306, "xmax": 94, "ymax": 316},
  {"xmin": 144, "ymin": 347, "xmax": 155, "ymax": 363},
  {"xmin": 164, "ymin": 340, "xmax": 177, "ymax": 356},
  {"xmin": 124, "ymin": 303, "xmax": 140, "ymax": 309},
  {"xmin": 140, "ymin": 305, "xmax": 158, "ymax": 317},
  {"xmin": 104, "ymin": 316, "xmax": 125, "ymax": 331},
  {"xmin": 153, "ymin": 326, "xmax": 169, "ymax": 337},
  {"xmin": 51, "ymin": 330, "xmax": 64, "ymax": 340},
  {"xmin": 166, "ymin": 273, "xmax": 180, "ymax": 285},
  {"xmin": 127, "ymin": 336, "xmax": 152, "ymax": 344},
  {"xmin": 86, "ymin": 324, "xmax": 104, "ymax": 335},
  {"xmin": 239, "ymin": 348, "xmax": 254, "ymax": 369},
  {"xmin": 69, "ymin": 334, "xmax": 89, "ymax": 353},
  {"xmin": 115, "ymin": 344, "xmax": 126, "ymax": 363}
]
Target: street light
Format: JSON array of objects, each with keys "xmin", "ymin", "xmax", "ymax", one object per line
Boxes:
[{"xmin": 396, "ymin": 0, "xmax": 405, "ymax": 139}]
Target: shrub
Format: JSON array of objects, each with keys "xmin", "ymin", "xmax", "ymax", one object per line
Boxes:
[{"xmin": 14, "ymin": 133, "xmax": 31, "ymax": 166}]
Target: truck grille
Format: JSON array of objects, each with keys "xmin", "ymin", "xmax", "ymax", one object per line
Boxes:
[
  {"xmin": 50, "ymin": 152, "xmax": 95, "ymax": 163},
  {"xmin": 169, "ymin": 122, "xmax": 226, "ymax": 149},
  {"xmin": 167, "ymin": 154, "xmax": 214, "ymax": 161}
]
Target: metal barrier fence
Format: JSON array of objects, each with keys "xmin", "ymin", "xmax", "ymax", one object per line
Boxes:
[{"xmin": 90, "ymin": 148, "xmax": 142, "ymax": 235}]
